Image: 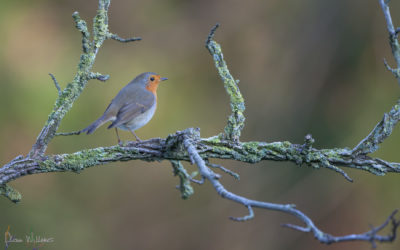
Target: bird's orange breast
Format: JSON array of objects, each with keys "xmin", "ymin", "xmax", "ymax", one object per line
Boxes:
[
  {"xmin": 145, "ymin": 75, "xmax": 162, "ymax": 99},
  {"xmin": 145, "ymin": 81, "xmax": 159, "ymax": 95}
]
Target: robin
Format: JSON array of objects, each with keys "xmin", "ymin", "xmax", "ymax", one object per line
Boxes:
[{"xmin": 80, "ymin": 72, "xmax": 167, "ymax": 143}]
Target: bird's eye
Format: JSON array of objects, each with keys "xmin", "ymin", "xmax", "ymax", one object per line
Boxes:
[{"xmin": 150, "ymin": 77, "xmax": 155, "ymax": 81}]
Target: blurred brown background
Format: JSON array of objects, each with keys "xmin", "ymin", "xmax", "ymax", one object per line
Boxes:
[{"xmin": 0, "ymin": 0, "xmax": 400, "ymax": 249}]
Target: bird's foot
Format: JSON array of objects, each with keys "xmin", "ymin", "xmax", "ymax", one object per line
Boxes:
[{"xmin": 130, "ymin": 130, "xmax": 142, "ymax": 142}]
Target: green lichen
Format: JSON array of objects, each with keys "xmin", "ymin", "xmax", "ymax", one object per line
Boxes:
[
  {"xmin": 0, "ymin": 184, "xmax": 21, "ymax": 203},
  {"xmin": 39, "ymin": 148, "xmax": 107, "ymax": 173},
  {"xmin": 243, "ymin": 141, "xmax": 260, "ymax": 154},
  {"xmin": 207, "ymin": 39, "xmax": 245, "ymax": 141},
  {"xmin": 39, "ymin": 159, "xmax": 56, "ymax": 171},
  {"xmin": 72, "ymin": 11, "xmax": 90, "ymax": 53},
  {"xmin": 212, "ymin": 145, "xmax": 234, "ymax": 155},
  {"xmin": 93, "ymin": 9, "xmax": 109, "ymax": 48},
  {"xmin": 171, "ymin": 160, "xmax": 194, "ymax": 199},
  {"xmin": 203, "ymin": 136, "xmax": 221, "ymax": 144},
  {"xmin": 322, "ymin": 149, "xmax": 341, "ymax": 159}
]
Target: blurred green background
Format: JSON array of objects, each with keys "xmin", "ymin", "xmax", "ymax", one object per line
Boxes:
[{"xmin": 0, "ymin": 0, "xmax": 400, "ymax": 249}]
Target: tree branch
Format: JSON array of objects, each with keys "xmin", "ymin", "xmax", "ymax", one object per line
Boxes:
[
  {"xmin": 28, "ymin": 0, "xmax": 141, "ymax": 159},
  {"xmin": 379, "ymin": 0, "xmax": 400, "ymax": 82},
  {"xmin": 205, "ymin": 23, "xmax": 245, "ymax": 142},
  {"xmin": 108, "ymin": 33, "xmax": 142, "ymax": 43},
  {"xmin": 0, "ymin": 0, "xmax": 399, "ymax": 247},
  {"xmin": 353, "ymin": 100, "xmax": 400, "ymax": 155},
  {"xmin": 49, "ymin": 73, "xmax": 62, "ymax": 96},
  {"xmin": 170, "ymin": 160, "xmax": 195, "ymax": 199}
]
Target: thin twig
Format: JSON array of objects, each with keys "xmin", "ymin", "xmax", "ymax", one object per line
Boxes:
[
  {"xmin": 206, "ymin": 161, "xmax": 240, "ymax": 180},
  {"xmin": 49, "ymin": 73, "xmax": 62, "ymax": 96},
  {"xmin": 171, "ymin": 160, "xmax": 194, "ymax": 199},
  {"xmin": 109, "ymin": 33, "xmax": 142, "ymax": 43},
  {"xmin": 230, "ymin": 205, "xmax": 254, "ymax": 221},
  {"xmin": 55, "ymin": 131, "xmax": 81, "ymax": 136},
  {"xmin": 379, "ymin": 0, "xmax": 400, "ymax": 83},
  {"xmin": 89, "ymin": 72, "xmax": 110, "ymax": 82},
  {"xmin": 72, "ymin": 11, "xmax": 90, "ymax": 53},
  {"xmin": 205, "ymin": 23, "xmax": 219, "ymax": 47}
]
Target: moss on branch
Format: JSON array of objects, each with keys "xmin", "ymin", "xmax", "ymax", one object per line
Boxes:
[
  {"xmin": 28, "ymin": 0, "xmax": 140, "ymax": 158},
  {"xmin": 0, "ymin": 184, "xmax": 21, "ymax": 203},
  {"xmin": 2, "ymin": 128, "xmax": 400, "ymax": 188},
  {"xmin": 206, "ymin": 24, "xmax": 245, "ymax": 142}
]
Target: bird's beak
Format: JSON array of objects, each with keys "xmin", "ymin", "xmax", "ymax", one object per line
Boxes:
[{"xmin": 160, "ymin": 77, "xmax": 168, "ymax": 81}]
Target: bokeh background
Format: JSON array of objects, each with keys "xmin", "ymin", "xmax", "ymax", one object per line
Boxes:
[{"xmin": 0, "ymin": 0, "xmax": 400, "ymax": 249}]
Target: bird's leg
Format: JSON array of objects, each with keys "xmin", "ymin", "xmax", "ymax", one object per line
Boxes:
[
  {"xmin": 130, "ymin": 130, "xmax": 142, "ymax": 142},
  {"xmin": 115, "ymin": 128, "xmax": 122, "ymax": 145}
]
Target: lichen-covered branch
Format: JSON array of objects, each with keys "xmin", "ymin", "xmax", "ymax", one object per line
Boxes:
[
  {"xmin": 353, "ymin": 100, "xmax": 400, "ymax": 155},
  {"xmin": 206, "ymin": 24, "xmax": 245, "ymax": 142},
  {"xmin": 170, "ymin": 160, "xmax": 195, "ymax": 199},
  {"xmin": 2, "ymin": 129, "xmax": 400, "ymax": 194},
  {"xmin": 379, "ymin": 0, "xmax": 400, "ymax": 82},
  {"xmin": 350, "ymin": 0, "xmax": 400, "ymax": 155},
  {"xmin": 28, "ymin": 0, "xmax": 140, "ymax": 158},
  {"xmin": 184, "ymin": 129, "xmax": 400, "ymax": 245},
  {"xmin": 109, "ymin": 33, "xmax": 142, "ymax": 43},
  {"xmin": 0, "ymin": 184, "xmax": 21, "ymax": 203},
  {"xmin": 0, "ymin": 0, "xmax": 399, "ymax": 247}
]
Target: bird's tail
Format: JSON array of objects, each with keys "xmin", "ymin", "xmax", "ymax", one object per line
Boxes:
[{"xmin": 79, "ymin": 115, "xmax": 108, "ymax": 135}]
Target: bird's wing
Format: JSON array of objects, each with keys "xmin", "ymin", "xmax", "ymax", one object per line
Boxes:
[{"xmin": 107, "ymin": 92, "xmax": 155, "ymax": 129}]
